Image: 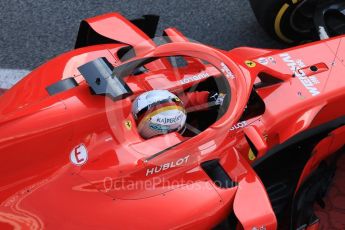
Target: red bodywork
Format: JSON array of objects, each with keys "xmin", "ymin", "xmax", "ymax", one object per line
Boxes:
[{"xmin": 0, "ymin": 13, "xmax": 344, "ymax": 230}]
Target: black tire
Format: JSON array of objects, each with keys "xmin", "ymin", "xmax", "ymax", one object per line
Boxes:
[
  {"xmin": 249, "ymin": 0, "xmax": 345, "ymax": 44},
  {"xmin": 249, "ymin": 0, "xmax": 318, "ymax": 44}
]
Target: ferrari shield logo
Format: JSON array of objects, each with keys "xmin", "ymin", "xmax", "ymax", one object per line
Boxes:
[
  {"xmin": 124, "ymin": 120, "xmax": 132, "ymax": 130},
  {"xmin": 245, "ymin": 60, "xmax": 256, "ymax": 68}
]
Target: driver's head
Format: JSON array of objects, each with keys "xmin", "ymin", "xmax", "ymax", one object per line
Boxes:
[{"xmin": 132, "ymin": 90, "xmax": 187, "ymax": 139}]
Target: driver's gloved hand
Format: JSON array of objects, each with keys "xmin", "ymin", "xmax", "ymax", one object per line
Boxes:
[{"xmin": 208, "ymin": 92, "xmax": 226, "ymax": 107}]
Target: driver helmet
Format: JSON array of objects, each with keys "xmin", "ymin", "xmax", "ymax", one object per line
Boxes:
[{"xmin": 132, "ymin": 90, "xmax": 187, "ymax": 139}]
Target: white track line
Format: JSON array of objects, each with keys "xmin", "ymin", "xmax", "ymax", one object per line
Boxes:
[{"xmin": 0, "ymin": 68, "xmax": 30, "ymax": 89}]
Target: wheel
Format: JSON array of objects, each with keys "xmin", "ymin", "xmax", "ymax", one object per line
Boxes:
[{"xmin": 249, "ymin": 0, "xmax": 345, "ymax": 44}]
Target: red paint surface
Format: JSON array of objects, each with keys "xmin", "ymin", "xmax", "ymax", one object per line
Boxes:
[{"xmin": 0, "ymin": 13, "xmax": 344, "ymax": 229}]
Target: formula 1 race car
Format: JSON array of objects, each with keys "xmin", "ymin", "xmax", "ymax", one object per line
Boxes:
[{"xmin": 0, "ymin": 12, "xmax": 344, "ymax": 230}]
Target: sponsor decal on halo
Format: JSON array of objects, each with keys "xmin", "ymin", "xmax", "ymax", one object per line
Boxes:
[
  {"xmin": 180, "ymin": 72, "xmax": 210, "ymax": 85},
  {"xmin": 220, "ymin": 62, "xmax": 235, "ymax": 79}
]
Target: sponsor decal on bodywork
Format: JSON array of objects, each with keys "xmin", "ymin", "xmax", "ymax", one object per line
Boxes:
[
  {"xmin": 256, "ymin": 57, "xmax": 276, "ymax": 65},
  {"xmin": 70, "ymin": 144, "xmax": 88, "ymax": 166},
  {"xmin": 230, "ymin": 121, "xmax": 248, "ymax": 131},
  {"xmin": 268, "ymin": 56, "xmax": 276, "ymax": 64},
  {"xmin": 252, "ymin": 226, "xmax": 266, "ymax": 230},
  {"xmin": 280, "ymin": 53, "xmax": 320, "ymax": 96},
  {"xmin": 257, "ymin": 57, "xmax": 269, "ymax": 65},
  {"xmin": 248, "ymin": 148, "xmax": 256, "ymax": 161},
  {"xmin": 146, "ymin": 155, "xmax": 190, "ymax": 176}
]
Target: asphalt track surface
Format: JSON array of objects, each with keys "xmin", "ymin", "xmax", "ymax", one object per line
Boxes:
[{"xmin": 0, "ymin": 0, "xmax": 284, "ymax": 88}]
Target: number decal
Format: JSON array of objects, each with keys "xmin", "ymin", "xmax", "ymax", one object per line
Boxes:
[{"xmin": 70, "ymin": 144, "xmax": 88, "ymax": 166}]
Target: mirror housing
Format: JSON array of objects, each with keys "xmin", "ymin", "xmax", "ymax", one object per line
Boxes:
[{"xmin": 243, "ymin": 125, "xmax": 268, "ymax": 158}]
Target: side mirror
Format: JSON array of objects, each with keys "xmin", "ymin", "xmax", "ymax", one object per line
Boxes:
[{"xmin": 243, "ymin": 125, "xmax": 267, "ymax": 158}]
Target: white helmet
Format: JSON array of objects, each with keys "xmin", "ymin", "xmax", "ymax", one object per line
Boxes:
[{"xmin": 132, "ymin": 90, "xmax": 187, "ymax": 139}]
